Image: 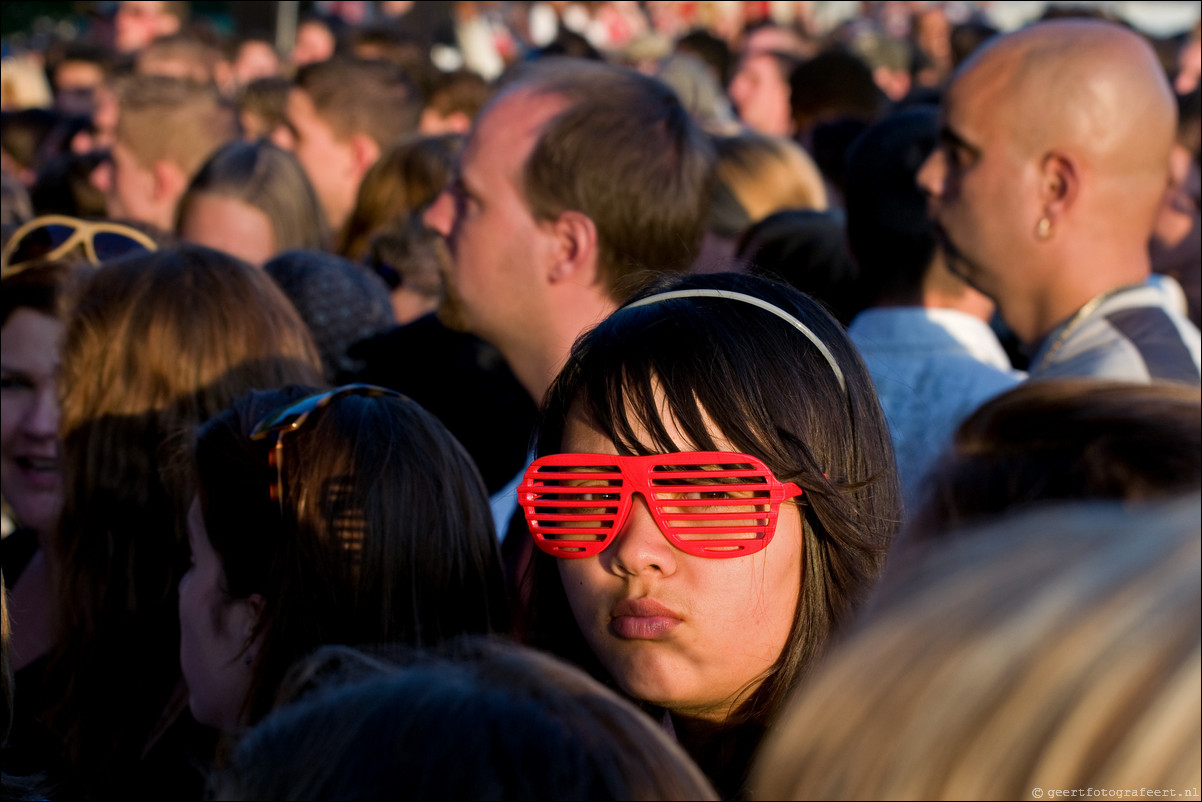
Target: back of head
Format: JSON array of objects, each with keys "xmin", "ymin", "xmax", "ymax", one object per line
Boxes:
[
  {"xmin": 235, "ymin": 75, "xmax": 291, "ymax": 140},
  {"xmin": 676, "ymin": 28, "xmax": 734, "ymax": 87},
  {"xmin": 135, "ymin": 31, "xmax": 221, "ymax": 85},
  {"xmin": 343, "ymin": 24, "xmax": 440, "ymax": 100},
  {"xmin": 844, "ymin": 105, "xmax": 940, "ymax": 305},
  {"xmin": 28, "ymin": 151, "xmax": 108, "ymax": 220},
  {"xmin": 177, "ymin": 139, "xmax": 329, "ymax": 254},
  {"xmin": 421, "ymin": 68, "xmax": 492, "ymax": 133},
  {"xmin": 194, "ymin": 387, "xmax": 508, "ymax": 726},
  {"xmin": 735, "ymin": 209, "xmax": 860, "ymax": 325},
  {"xmin": 264, "ymin": 249, "xmax": 396, "ymax": 383},
  {"xmin": 363, "ymin": 217, "xmax": 446, "ymax": 309},
  {"xmin": 213, "ymin": 639, "xmax": 717, "ymax": 800},
  {"xmin": 753, "ymin": 494, "xmax": 1202, "ymax": 799},
  {"xmin": 949, "ymin": 20, "xmax": 1000, "ymax": 69},
  {"xmin": 293, "ymin": 56, "xmax": 422, "ymax": 150},
  {"xmin": 50, "ymin": 244, "xmax": 323, "ymax": 781},
  {"xmin": 338, "ymin": 132, "xmax": 461, "ymax": 260},
  {"xmin": 788, "ymin": 47, "xmax": 889, "ymax": 137},
  {"xmin": 501, "ymin": 58, "xmax": 717, "ymax": 295},
  {"xmin": 654, "ymin": 52, "xmax": 737, "ymax": 133},
  {"xmin": 906, "ymin": 379, "xmax": 1202, "ymax": 543},
  {"xmin": 60, "ymin": 246, "xmax": 323, "ymax": 439},
  {"xmin": 115, "ymin": 74, "xmax": 237, "ymax": 178},
  {"xmin": 710, "ymin": 131, "xmax": 828, "ymax": 238}
]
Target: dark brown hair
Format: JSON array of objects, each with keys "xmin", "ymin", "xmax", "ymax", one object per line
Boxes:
[
  {"xmin": 337, "ymin": 132, "xmax": 460, "ymax": 261},
  {"xmin": 527, "ymin": 272, "xmax": 901, "ymax": 793},
  {"xmin": 194, "ymin": 386, "xmax": 510, "ymax": 727}
]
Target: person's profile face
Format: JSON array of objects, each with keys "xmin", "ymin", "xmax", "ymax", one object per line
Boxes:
[
  {"xmin": 422, "ymin": 89, "xmax": 566, "ymax": 341},
  {"xmin": 727, "ymin": 53, "xmax": 793, "ymax": 137},
  {"xmin": 105, "ymin": 139, "xmax": 158, "ymax": 226},
  {"xmin": 292, "ymin": 21, "xmax": 336, "ymax": 67},
  {"xmin": 233, "ymin": 41, "xmax": 282, "ymax": 86},
  {"xmin": 915, "ymin": 62, "xmax": 1033, "ymax": 304},
  {"xmin": 178, "ymin": 497, "xmax": 260, "ymax": 732},
  {"xmin": 553, "ymin": 392, "xmax": 803, "ymax": 724},
  {"xmin": 0, "ymin": 309, "xmax": 64, "ymax": 535},
  {"xmin": 114, "ymin": 1, "xmax": 179, "ymax": 54},
  {"xmin": 283, "ymin": 88, "xmax": 358, "ymax": 232}
]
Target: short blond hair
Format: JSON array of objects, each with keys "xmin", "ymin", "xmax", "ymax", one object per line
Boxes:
[{"xmin": 115, "ymin": 74, "xmax": 236, "ymax": 178}]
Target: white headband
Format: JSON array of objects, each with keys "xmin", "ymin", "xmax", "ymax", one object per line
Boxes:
[{"xmin": 622, "ymin": 289, "xmax": 847, "ymax": 393}]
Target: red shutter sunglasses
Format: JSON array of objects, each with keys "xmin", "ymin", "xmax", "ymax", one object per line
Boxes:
[{"xmin": 519, "ymin": 451, "xmax": 803, "ymax": 559}]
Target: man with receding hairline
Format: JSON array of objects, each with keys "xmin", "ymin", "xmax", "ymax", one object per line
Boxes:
[
  {"xmin": 917, "ymin": 18, "xmax": 1200, "ymax": 384},
  {"xmin": 423, "ymin": 58, "xmax": 715, "ymax": 403}
]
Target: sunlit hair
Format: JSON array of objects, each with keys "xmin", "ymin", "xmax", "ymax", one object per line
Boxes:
[
  {"xmin": 424, "ymin": 68, "xmax": 492, "ymax": 123},
  {"xmin": 176, "ymin": 139, "xmax": 329, "ymax": 255},
  {"xmin": 136, "ymin": 32, "xmax": 222, "ymax": 86},
  {"xmin": 905, "ymin": 379, "xmax": 1202, "ymax": 545},
  {"xmin": 46, "ymin": 245, "xmax": 324, "ymax": 790},
  {"xmin": 528, "ymin": 272, "xmax": 900, "ymax": 733},
  {"xmin": 193, "ymin": 385, "xmax": 510, "ymax": 727},
  {"xmin": 235, "ymin": 76, "xmax": 290, "ymax": 141},
  {"xmin": 292, "ymin": 56, "xmax": 422, "ymax": 150},
  {"xmin": 710, "ymin": 132, "xmax": 828, "ymax": 237},
  {"xmin": 337, "ymin": 132, "xmax": 461, "ymax": 261},
  {"xmin": 115, "ymin": 74, "xmax": 236, "ymax": 178},
  {"xmin": 211, "ymin": 638, "xmax": 718, "ymax": 800},
  {"xmin": 495, "ymin": 58, "xmax": 717, "ymax": 296},
  {"xmin": 753, "ymin": 495, "xmax": 1201, "ymax": 799}
]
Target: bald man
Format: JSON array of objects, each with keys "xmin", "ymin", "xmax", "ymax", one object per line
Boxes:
[{"xmin": 918, "ymin": 19, "xmax": 1201, "ymax": 384}]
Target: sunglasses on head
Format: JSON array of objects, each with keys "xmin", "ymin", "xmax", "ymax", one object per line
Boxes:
[
  {"xmin": 519, "ymin": 451, "xmax": 803, "ymax": 559},
  {"xmin": 1, "ymin": 214, "xmax": 159, "ymax": 277},
  {"xmin": 249, "ymin": 384, "xmax": 405, "ymax": 514}
]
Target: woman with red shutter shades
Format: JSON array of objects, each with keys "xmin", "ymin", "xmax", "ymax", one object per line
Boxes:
[{"xmin": 522, "ymin": 272, "xmax": 902, "ymax": 799}]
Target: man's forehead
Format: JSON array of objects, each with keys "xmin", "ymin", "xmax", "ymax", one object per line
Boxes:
[{"xmin": 462, "ymin": 89, "xmax": 568, "ymax": 170}]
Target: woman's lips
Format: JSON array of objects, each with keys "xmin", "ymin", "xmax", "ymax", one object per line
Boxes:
[{"xmin": 609, "ymin": 598, "xmax": 683, "ymax": 640}]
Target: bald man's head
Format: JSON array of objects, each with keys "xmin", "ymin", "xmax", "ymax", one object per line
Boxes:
[
  {"xmin": 917, "ymin": 19, "xmax": 1177, "ymax": 343},
  {"xmin": 961, "ymin": 19, "xmax": 1175, "ymax": 191}
]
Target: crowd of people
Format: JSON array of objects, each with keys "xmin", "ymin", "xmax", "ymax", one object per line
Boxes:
[{"xmin": 1, "ymin": 1, "xmax": 1200, "ymax": 800}]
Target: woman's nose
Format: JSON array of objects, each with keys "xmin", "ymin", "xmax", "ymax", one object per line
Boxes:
[{"xmin": 605, "ymin": 493, "xmax": 678, "ymax": 577}]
